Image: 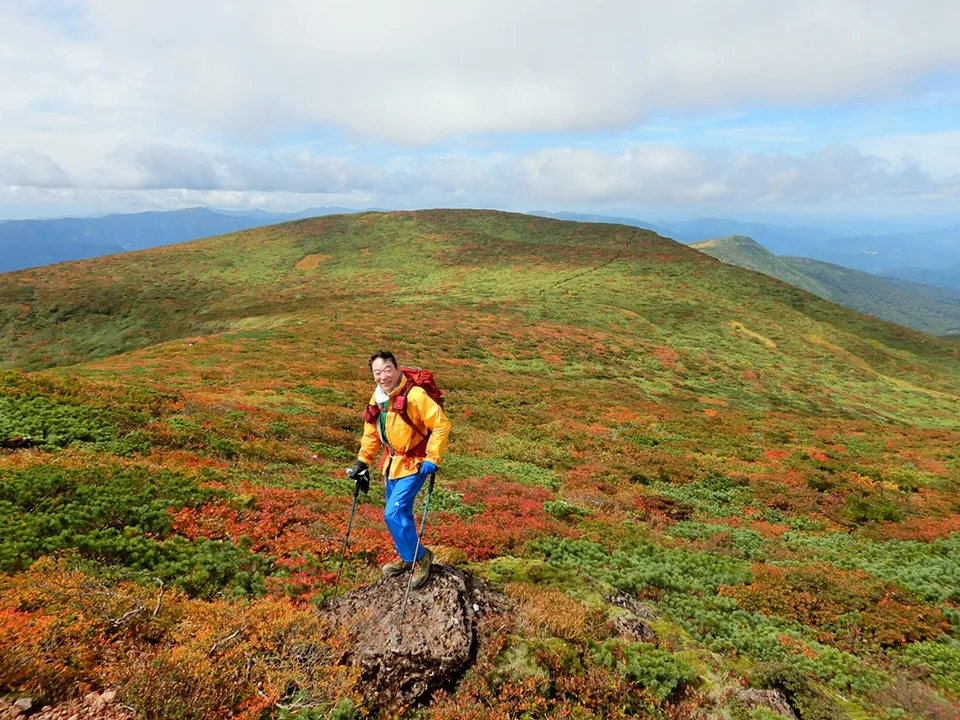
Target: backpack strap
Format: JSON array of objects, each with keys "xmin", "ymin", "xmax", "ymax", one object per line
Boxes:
[{"xmin": 391, "ymin": 383, "xmax": 430, "ymax": 441}]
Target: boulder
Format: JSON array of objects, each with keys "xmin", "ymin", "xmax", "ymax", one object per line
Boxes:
[
  {"xmin": 731, "ymin": 688, "xmax": 798, "ymax": 719},
  {"xmin": 325, "ymin": 564, "xmax": 504, "ymax": 710}
]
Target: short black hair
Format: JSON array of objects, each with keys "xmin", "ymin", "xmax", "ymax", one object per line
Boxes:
[{"xmin": 368, "ymin": 350, "xmax": 398, "ymax": 368}]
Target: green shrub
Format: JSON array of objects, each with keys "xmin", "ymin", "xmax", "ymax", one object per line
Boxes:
[
  {"xmin": 443, "ymin": 453, "xmax": 560, "ymax": 489},
  {"xmin": 268, "ymin": 421, "xmax": 290, "ymax": 439},
  {"xmin": 543, "ymin": 500, "xmax": 591, "ymax": 522},
  {"xmin": 0, "ymin": 394, "xmax": 119, "ymax": 448},
  {"xmin": 294, "ymin": 384, "xmax": 355, "ymax": 407},
  {"xmin": 592, "ymin": 640, "xmax": 697, "ymax": 700},
  {"xmin": 845, "ymin": 495, "xmax": 904, "ymax": 524},
  {"xmin": 782, "ymin": 532, "xmax": 960, "ymax": 603},
  {"xmin": 0, "ymin": 370, "xmax": 165, "ymax": 454},
  {"xmin": 669, "ymin": 522, "xmax": 767, "ymax": 559},
  {"xmin": 648, "ymin": 471, "xmax": 752, "ymax": 517},
  {"xmin": 898, "ymin": 641, "xmax": 960, "ymax": 695},
  {"xmin": 0, "ymin": 464, "xmax": 267, "ymax": 598},
  {"xmin": 658, "ymin": 594, "xmax": 885, "ymax": 693},
  {"xmin": 308, "ymin": 441, "xmax": 354, "ymax": 461},
  {"xmin": 532, "ymin": 536, "xmax": 752, "ymax": 595}
]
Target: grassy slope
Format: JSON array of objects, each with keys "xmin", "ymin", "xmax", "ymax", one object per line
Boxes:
[
  {"xmin": 690, "ymin": 235, "xmax": 960, "ymax": 335},
  {"xmin": 2, "ymin": 210, "xmax": 959, "ymax": 719}
]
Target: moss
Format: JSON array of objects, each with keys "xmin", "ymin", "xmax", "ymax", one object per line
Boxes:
[{"xmin": 488, "ymin": 638, "xmax": 550, "ymax": 689}]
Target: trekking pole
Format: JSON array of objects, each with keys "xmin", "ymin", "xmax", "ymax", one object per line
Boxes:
[
  {"xmin": 333, "ymin": 472, "xmax": 366, "ymax": 600},
  {"xmin": 400, "ymin": 471, "xmax": 437, "ymax": 621}
]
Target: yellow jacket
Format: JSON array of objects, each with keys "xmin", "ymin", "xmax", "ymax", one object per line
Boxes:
[{"xmin": 358, "ymin": 374, "xmax": 451, "ymax": 480}]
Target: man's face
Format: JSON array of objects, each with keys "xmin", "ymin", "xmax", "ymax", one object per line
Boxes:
[{"xmin": 371, "ymin": 357, "xmax": 400, "ymax": 393}]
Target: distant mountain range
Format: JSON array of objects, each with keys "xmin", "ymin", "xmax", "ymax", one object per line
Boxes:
[
  {"xmin": 533, "ymin": 211, "xmax": 960, "ymax": 287},
  {"xmin": 689, "ymin": 235, "xmax": 960, "ymax": 336},
  {"xmin": 0, "ymin": 206, "xmax": 367, "ymax": 273},
  {"xmin": 881, "ymin": 263, "xmax": 960, "ymax": 290}
]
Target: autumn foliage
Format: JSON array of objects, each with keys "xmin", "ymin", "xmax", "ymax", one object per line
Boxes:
[{"xmin": 1, "ymin": 210, "xmax": 958, "ymax": 718}]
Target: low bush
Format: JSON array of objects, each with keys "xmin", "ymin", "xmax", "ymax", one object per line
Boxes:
[
  {"xmin": 0, "ymin": 370, "xmax": 169, "ymax": 453},
  {"xmin": 531, "ymin": 536, "xmax": 752, "ymax": 595},
  {"xmin": 592, "ymin": 639, "xmax": 697, "ymax": 700},
  {"xmin": 782, "ymin": 532, "xmax": 960, "ymax": 603},
  {"xmin": 543, "ymin": 500, "xmax": 591, "ymax": 522},
  {"xmin": 720, "ymin": 563, "xmax": 948, "ymax": 649},
  {"xmin": 845, "ymin": 495, "xmax": 905, "ymax": 524},
  {"xmin": 0, "ymin": 557, "xmax": 359, "ymax": 716},
  {"xmin": 897, "ymin": 641, "xmax": 960, "ymax": 696},
  {"xmin": 0, "ymin": 464, "xmax": 267, "ymax": 597}
]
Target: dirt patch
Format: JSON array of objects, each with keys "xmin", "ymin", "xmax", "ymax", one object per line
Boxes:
[
  {"xmin": 730, "ymin": 321, "xmax": 777, "ymax": 350},
  {"xmin": 296, "ymin": 253, "xmax": 332, "ymax": 270},
  {"xmin": 690, "ymin": 238, "xmax": 721, "ymax": 250},
  {"xmin": 600, "ymin": 303, "xmax": 642, "ymax": 319}
]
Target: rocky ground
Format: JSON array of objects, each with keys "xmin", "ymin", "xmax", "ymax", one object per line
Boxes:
[
  {"xmin": 4, "ymin": 564, "xmax": 801, "ymax": 719},
  {"xmin": 1, "ymin": 690, "xmax": 132, "ymax": 720},
  {"xmin": 325, "ymin": 562, "xmax": 506, "ymax": 711}
]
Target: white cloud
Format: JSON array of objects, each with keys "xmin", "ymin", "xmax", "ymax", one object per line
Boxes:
[
  {"xmin": 2, "ymin": 142, "xmax": 952, "ymax": 214},
  {"xmin": 0, "ymin": 148, "xmax": 73, "ymax": 187},
  {"xmin": 486, "ymin": 145, "xmax": 942, "ymax": 205},
  {"xmin": 861, "ymin": 130, "xmax": 960, "ymax": 177},
  {"xmin": 3, "ymin": 1, "xmax": 960, "ymax": 217},
  {"xmin": 3, "ymin": 0, "xmax": 960, "ymax": 147},
  {"xmin": 106, "ymin": 1, "xmax": 960, "ymax": 142}
]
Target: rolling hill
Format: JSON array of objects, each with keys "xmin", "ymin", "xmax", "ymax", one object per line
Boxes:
[
  {"xmin": 690, "ymin": 235, "xmax": 960, "ymax": 336},
  {"xmin": 1, "ymin": 210, "xmax": 958, "ymax": 719},
  {"xmin": 0, "ymin": 206, "xmax": 365, "ymax": 273}
]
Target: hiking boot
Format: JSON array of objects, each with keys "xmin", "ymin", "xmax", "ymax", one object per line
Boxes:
[
  {"xmin": 411, "ymin": 547, "xmax": 434, "ymax": 589},
  {"xmin": 381, "ymin": 556, "xmax": 412, "ymax": 577}
]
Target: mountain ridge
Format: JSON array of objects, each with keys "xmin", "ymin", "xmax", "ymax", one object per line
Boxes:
[
  {"xmin": 690, "ymin": 235, "xmax": 960, "ymax": 335},
  {"xmin": 0, "ymin": 206, "xmax": 373, "ymax": 273}
]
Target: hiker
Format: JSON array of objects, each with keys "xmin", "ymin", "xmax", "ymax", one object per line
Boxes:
[{"xmin": 347, "ymin": 350, "xmax": 451, "ymax": 589}]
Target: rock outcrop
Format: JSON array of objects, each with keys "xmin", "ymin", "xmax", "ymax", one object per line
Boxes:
[
  {"xmin": 729, "ymin": 688, "xmax": 798, "ymax": 720},
  {"xmin": 325, "ymin": 564, "xmax": 505, "ymax": 710},
  {"xmin": 1, "ymin": 691, "xmax": 130, "ymax": 720}
]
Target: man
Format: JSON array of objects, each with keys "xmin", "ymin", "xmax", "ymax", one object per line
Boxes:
[{"xmin": 347, "ymin": 350, "xmax": 451, "ymax": 589}]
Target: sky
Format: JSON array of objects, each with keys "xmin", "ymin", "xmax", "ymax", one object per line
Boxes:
[{"xmin": 2, "ymin": 0, "xmax": 960, "ymax": 222}]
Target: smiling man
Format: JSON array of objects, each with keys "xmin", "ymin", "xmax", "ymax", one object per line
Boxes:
[{"xmin": 347, "ymin": 350, "xmax": 451, "ymax": 589}]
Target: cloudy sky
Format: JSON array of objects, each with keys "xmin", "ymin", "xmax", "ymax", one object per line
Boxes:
[{"xmin": 2, "ymin": 0, "xmax": 960, "ymax": 220}]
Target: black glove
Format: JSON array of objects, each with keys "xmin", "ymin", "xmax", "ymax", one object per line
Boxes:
[{"xmin": 346, "ymin": 460, "xmax": 370, "ymax": 495}]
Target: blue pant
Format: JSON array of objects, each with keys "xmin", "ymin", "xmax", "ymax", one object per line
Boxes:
[{"xmin": 384, "ymin": 466, "xmax": 430, "ymax": 562}]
